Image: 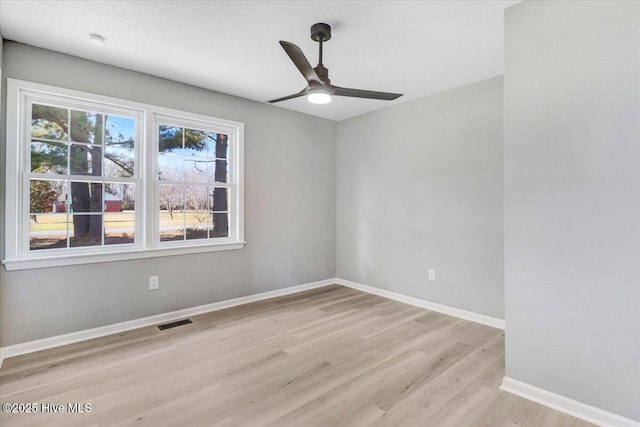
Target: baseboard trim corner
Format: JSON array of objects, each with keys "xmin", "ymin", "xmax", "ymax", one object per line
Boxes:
[
  {"xmin": 0, "ymin": 278, "xmax": 336, "ymax": 368},
  {"xmin": 334, "ymin": 278, "xmax": 505, "ymax": 330},
  {"xmin": 500, "ymin": 377, "xmax": 640, "ymax": 427}
]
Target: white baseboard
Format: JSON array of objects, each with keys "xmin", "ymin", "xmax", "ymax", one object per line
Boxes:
[
  {"xmin": 500, "ymin": 377, "xmax": 640, "ymax": 427},
  {"xmin": 335, "ymin": 278, "xmax": 505, "ymax": 330},
  {"xmin": 0, "ymin": 278, "xmax": 336, "ymax": 367},
  {"xmin": 4, "ymin": 278, "xmax": 634, "ymax": 426},
  {"xmin": 0, "ymin": 277, "xmax": 505, "ymax": 367}
]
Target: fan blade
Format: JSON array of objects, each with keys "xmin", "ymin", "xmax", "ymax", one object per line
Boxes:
[
  {"xmin": 333, "ymin": 86, "xmax": 403, "ymax": 101},
  {"xmin": 267, "ymin": 89, "xmax": 308, "ymax": 103},
  {"xmin": 279, "ymin": 41, "xmax": 321, "ymax": 84}
]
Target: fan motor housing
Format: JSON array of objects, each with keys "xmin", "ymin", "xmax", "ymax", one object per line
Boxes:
[{"xmin": 311, "ymin": 23, "xmax": 331, "ymax": 42}]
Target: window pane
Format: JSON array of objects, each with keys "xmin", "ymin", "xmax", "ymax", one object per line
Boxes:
[
  {"xmin": 70, "ymin": 144, "xmax": 102, "ymax": 176},
  {"xmin": 184, "ymin": 129, "xmax": 209, "ymax": 157},
  {"xmin": 210, "ymin": 213, "xmax": 229, "ymax": 238},
  {"xmin": 30, "ymin": 212, "xmax": 69, "ymax": 250},
  {"xmin": 30, "ymin": 179, "xmax": 69, "ymax": 250},
  {"xmin": 158, "ymin": 152, "xmax": 184, "ymax": 181},
  {"xmin": 105, "ymin": 115, "xmax": 135, "ymax": 146},
  {"xmin": 209, "ymin": 159, "xmax": 228, "ymax": 183},
  {"xmin": 31, "ymin": 104, "xmax": 68, "ymax": 140},
  {"xmin": 105, "ymin": 145, "xmax": 134, "ymax": 178},
  {"xmin": 31, "ymin": 141, "xmax": 67, "ymax": 174},
  {"xmin": 103, "ymin": 115, "xmax": 135, "ymax": 177},
  {"xmin": 185, "ymin": 186, "xmax": 209, "ymax": 211},
  {"xmin": 159, "ymin": 184, "xmax": 184, "ymax": 242},
  {"xmin": 160, "ymin": 211, "xmax": 185, "ymax": 242},
  {"xmin": 211, "ymin": 133, "xmax": 229, "ymax": 160},
  {"xmin": 105, "ymin": 183, "xmax": 135, "ymax": 211},
  {"xmin": 186, "ymin": 224, "xmax": 208, "ymax": 240},
  {"xmin": 212, "ymin": 187, "xmax": 228, "ymax": 212},
  {"xmin": 70, "ymin": 110, "xmax": 103, "ymax": 144},
  {"xmin": 218, "ymin": 134, "xmax": 229, "ymax": 159},
  {"xmin": 185, "ymin": 186, "xmax": 208, "ymax": 240},
  {"xmin": 105, "ymin": 213, "xmax": 134, "ymax": 245},
  {"xmin": 29, "ymin": 179, "xmax": 58, "ymax": 214},
  {"xmin": 69, "ymin": 182, "xmax": 103, "ymax": 213},
  {"xmin": 201, "ymin": 131, "xmax": 219, "ymax": 158},
  {"xmin": 69, "ymin": 214, "xmax": 103, "ymax": 247},
  {"xmin": 184, "ymin": 157, "xmax": 209, "ymax": 183},
  {"xmin": 159, "ymin": 184, "xmax": 183, "ymax": 212},
  {"xmin": 159, "ymin": 125, "xmax": 183, "ymax": 152}
]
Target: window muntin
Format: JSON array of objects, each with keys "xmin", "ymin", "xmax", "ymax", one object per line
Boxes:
[{"xmin": 5, "ymin": 79, "xmax": 244, "ymax": 270}]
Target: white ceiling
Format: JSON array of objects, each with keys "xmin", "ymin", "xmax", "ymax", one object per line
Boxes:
[{"xmin": 0, "ymin": 1, "xmax": 518, "ymax": 121}]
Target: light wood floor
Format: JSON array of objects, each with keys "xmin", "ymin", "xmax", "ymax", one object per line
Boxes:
[{"xmin": 0, "ymin": 285, "xmax": 594, "ymax": 427}]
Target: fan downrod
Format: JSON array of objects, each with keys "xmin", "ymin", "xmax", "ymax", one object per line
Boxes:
[{"xmin": 310, "ymin": 23, "xmax": 331, "ymax": 42}]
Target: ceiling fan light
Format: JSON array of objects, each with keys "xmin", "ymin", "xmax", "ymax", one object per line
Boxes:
[{"xmin": 307, "ymin": 90, "xmax": 332, "ymax": 104}]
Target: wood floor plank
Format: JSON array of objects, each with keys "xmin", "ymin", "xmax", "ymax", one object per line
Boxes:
[
  {"xmin": 0, "ymin": 285, "xmax": 595, "ymax": 427},
  {"xmin": 369, "ymin": 334, "xmax": 505, "ymax": 426}
]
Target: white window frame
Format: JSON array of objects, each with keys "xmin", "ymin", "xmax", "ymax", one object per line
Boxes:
[
  {"xmin": 3, "ymin": 79, "xmax": 245, "ymax": 271},
  {"xmin": 153, "ymin": 113, "xmax": 241, "ymax": 248}
]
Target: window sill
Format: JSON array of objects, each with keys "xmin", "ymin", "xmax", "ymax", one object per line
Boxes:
[{"xmin": 2, "ymin": 242, "xmax": 246, "ymax": 271}]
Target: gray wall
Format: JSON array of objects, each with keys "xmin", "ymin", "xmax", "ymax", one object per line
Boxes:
[
  {"xmin": 504, "ymin": 1, "xmax": 640, "ymax": 421},
  {"xmin": 336, "ymin": 77, "xmax": 504, "ymax": 319},
  {"xmin": 0, "ymin": 42, "xmax": 337, "ymax": 347}
]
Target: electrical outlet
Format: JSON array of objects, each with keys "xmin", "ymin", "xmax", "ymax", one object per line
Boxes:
[
  {"xmin": 149, "ymin": 276, "xmax": 159, "ymax": 290},
  {"xmin": 428, "ymin": 269, "xmax": 436, "ymax": 281}
]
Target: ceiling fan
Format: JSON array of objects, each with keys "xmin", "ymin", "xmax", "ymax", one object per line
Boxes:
[{"xmin": 268, "ymin": 23, "xmax": 403, "ymax": 105}]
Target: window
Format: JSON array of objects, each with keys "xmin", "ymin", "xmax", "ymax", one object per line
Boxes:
[
  {"xmin": 28, "ymin": 102, "xmax": 139, "ymax": 252},
  {"xmin": 4, "ymin": 80, "xmax": 244, "ymax": 270},
  {"xmin": 156, "ymin": 117, "xmax": 236, "ymax": 244}
]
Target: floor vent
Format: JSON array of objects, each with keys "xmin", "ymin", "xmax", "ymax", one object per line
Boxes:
[{"xmin": 157, "ymin": 319, "xmax": 193, "ymax": 330}]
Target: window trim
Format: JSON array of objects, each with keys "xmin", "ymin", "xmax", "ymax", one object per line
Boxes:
[{"xmin": 3, "ymin": 79, "xmax": 245, "ymax": 271}]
